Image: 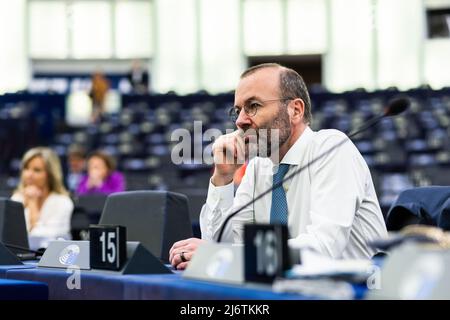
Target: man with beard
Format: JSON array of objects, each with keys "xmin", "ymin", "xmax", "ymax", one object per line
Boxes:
[{"xmin": 169, "ymin": 63, "xmax": 387, "ymax": 270}]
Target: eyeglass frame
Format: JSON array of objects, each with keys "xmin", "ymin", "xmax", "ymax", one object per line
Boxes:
[{"xmin": 228, "ymin": 97, "xmax": 295, "ymax": 122}]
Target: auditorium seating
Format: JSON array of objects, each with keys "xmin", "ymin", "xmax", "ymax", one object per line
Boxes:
[{"xmin": 1, "ymin": 87, "xmax": 449, "ymax": 225}]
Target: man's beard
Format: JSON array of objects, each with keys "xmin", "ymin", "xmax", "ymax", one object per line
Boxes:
[{"xmin": 243, "ymin": 107, "xmax": 291, "ymax": 160}]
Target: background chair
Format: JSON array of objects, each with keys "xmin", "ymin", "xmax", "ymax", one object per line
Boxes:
[
  {"xmin": 99, "ymin": 190, "xmax": 193, "ymax": 263},
  {"xmin": 71, "ymin": 194, "xmax": 108, "ymax": 240},
  {"xmin": 386, "ymin": 186, "xmax": 450, "ymax": 231}
]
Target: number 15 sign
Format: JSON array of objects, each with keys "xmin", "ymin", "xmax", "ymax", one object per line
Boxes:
[{"xmin": 89, "ymin": 225, "xmax": 127, "ymax": 270}]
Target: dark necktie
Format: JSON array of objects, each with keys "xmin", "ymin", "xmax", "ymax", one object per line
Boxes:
[{"xmin": 270, "ymin": 164, "xmax": 290, "ymax": 224}]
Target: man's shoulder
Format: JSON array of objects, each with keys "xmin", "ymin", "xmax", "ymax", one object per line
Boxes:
[
  {"xmin": 308, "ymin": 128, "xmax": 364, "ymax": 161},
  {"xmin": 311, "ymin": 128, "xmax": 349, "ymax": 145}
]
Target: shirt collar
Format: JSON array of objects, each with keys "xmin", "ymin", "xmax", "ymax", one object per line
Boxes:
[{"xmin": 277, "ymin": 126, "xmax": 314, "ymax": 166}]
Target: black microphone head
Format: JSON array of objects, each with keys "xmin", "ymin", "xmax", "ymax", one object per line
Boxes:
[{"xmin": 384, "ymin": 96, "xmax": 410, "ymax": 116}]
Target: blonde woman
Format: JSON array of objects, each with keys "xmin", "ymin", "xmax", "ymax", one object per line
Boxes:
[{"xmin": 12, "ymin": 147, "xmax": 74, "ymax": 239}]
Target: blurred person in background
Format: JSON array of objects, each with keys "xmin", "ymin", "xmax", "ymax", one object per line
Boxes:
[
  {"xmin": 127, "ymin": 59, "xmax": 150, "ymax": 94},
  {"xmin": 66, "ymin": 144, "xmax": 86, "ymax": 194},
  {"xmin": 89, "ymin": 69, "xmax": 110, "ymax": 122},
  {"xmin": 76, "ymin": 150, "xmax": 125, "ymax": 195},
  {"xmin": 11, "ymin": 147, "xmax": 74, "ymax": 239}
]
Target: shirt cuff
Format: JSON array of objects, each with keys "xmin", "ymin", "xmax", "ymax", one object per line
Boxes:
[
  {"xmin": 288, "ymin": 234, "xmax": 322, "ymax": 253},
  {"xmin": 206, "ymin": 179, "xmax": 235, "ymax": 210}
]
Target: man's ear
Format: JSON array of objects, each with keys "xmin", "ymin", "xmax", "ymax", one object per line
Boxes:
[{"xmin": 290, "ymin": 98, "xmax": 305, "ymax": 123}]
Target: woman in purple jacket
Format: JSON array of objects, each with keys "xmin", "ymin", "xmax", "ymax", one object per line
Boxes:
[{"xmin": 76, "ymin": 151, "xmax": 125, "ymax": 195}]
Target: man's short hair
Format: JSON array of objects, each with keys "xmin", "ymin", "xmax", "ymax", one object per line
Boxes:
[{"xmin": 240, "ymin": 63, "xmax": 312, "ymax": 125}]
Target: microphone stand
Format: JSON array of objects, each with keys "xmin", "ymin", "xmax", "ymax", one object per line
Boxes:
[{"xmin": 217, "ymin": 99, "xmax": 409, "ymax": 242}]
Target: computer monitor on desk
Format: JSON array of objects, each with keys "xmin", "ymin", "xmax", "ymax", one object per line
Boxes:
[{"xmin": 0, "ymin": 198, "xmax": 37, "ymax": 261}]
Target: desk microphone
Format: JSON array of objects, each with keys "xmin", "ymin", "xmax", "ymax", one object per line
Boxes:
[{"xmin": 216, "ymin": 96, "xmax": 410, "ymax": 242}]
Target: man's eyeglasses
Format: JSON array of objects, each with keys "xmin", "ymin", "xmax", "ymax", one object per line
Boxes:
[{"xmin": 228, "ymin": 98, "xmax": 294, "ymax": 122}]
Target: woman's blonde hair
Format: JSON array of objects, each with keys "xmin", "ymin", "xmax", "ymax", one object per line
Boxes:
[{"xmin": 15, "ymin": 147, "xmax": 68, "ymax": 195}]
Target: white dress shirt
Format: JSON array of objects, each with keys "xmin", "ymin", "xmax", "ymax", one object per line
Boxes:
[
  {"xmin": 11, "ymin": 192, "xmax": 74, "ymax": 239},
  {"xmin": 200, "ymin": 127, "xmax": 388, "ymax": 259}
]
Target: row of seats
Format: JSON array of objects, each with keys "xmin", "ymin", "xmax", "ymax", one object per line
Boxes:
[
  {"xmin": 43, "ymin": 94, "xmax": 450, "ymax": 165},
  {"xmin": 1, "ymin": 88, "xmax": 449, "ymax": 217}
]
